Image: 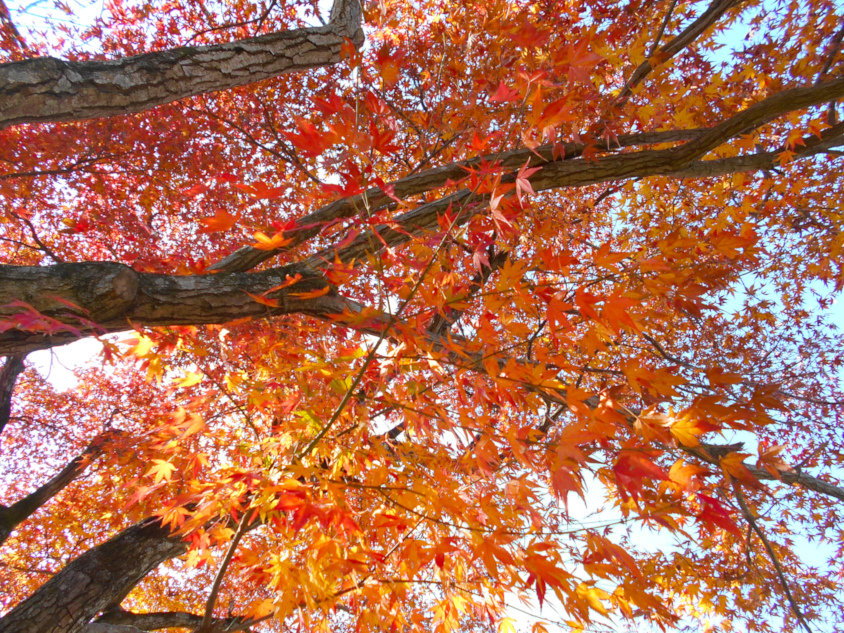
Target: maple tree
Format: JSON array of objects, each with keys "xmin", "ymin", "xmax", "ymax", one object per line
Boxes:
[{"xmin": 1, "ymin": 0, "xmax": 844, "ymax": 630}]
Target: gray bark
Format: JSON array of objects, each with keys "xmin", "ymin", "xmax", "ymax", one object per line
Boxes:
[
  {"xmin": 0, "ymin": 0, "xmax": 362, "ymax": 128},
  {"xmin": 0, "ymin": 517, "xmax": 189, "ymax": 633},
  {"xmin": 0, "ymin": 261, "xmax": 342, "ymax": 354}
]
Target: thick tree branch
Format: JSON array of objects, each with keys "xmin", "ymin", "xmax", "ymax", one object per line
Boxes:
[
  {"xmin": 213, "ymin": 78, "xmax": 844, "ymax": 275},
  {"xmin": 672, "ymin": 77, "xmax": 844, "ymax": 164},
  {"xmin": 317, "ymin": 121, "xmax": 844, "ymax": 270},
  {"xmin": 0, "ymin": 517, "xmax": 190, "ymax": 633},
  {"xmin": 3, "ymin": 126, "xmax": 841, "ymax": 357},
  {"xmin": 94, "ymin": 606, "xmax": 258, "ymax": 632},
  {"xmin": 0, "ymin": 261, "xmax": 340, "ymax": 354},
  {"xmin": 0, "ymin": 352, "xmax": 24, "ymax": 434},
  {"xmin": 0, "ymin": 0, "xmax": 362, "ymax": 128},
  {"xmin": 2, "ymin": 86, "xmax": 841, "ymax": 356},
  {"xmin": 209, "ymin": 129, "xmax": 707, "ymax": 273},
  {"xmin": 82, "ymin": 624, "xmax": 146, "ymax": 633}
]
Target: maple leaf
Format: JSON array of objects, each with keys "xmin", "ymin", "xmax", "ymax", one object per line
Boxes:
[
  {"xmin": 146, "ymin": 459, "xmax": 176, "ymax": 484},
  {"xmin": 498, "ymin": 618, "xmax": 517, "ymax": 633},
  {"xmin": 562, "ymin": 40, "xmax": 602, "ymax": 84},
  {"xmin": 198, "ymin": 210, "xmax": 237, "ymax": 234},
  {"xmin": 252, "ymin": 231, "xmax": 293, "ymax": 250},
  {"xmin": 514, "ymin": 160, "xmax": 540, "ymax": 203},
  {"xmin": 720, "ymin": 451, "xmax": 756, "ymax": 483},
  {"xmin": 245, "ymin": 292, "xmax": 280, "ymax": 308},
  {"xmin": 697, "ymin": 493, "xmax": 741, "ymax": 537},
  {"xmin": 283, "ymin": 118, "xmax": 336, "ymax": 157},
  {"xmin": 669, "ymin": 415, "xmax": 713, "ymax": 447},
  {"xmin": 181, "ymin": 182, "xmax": 210, "ymax": 197},
  {"xmin": 174, "ymin": 371, "xmax": 203, "ymax": 388},
  {"xmin": 290, "ymin": 286, "xmax": 331, "ymax": 299},
  {"xmin": 234, "ymin": 181, "xmax": 285, "ymax": 199},
  {"xmin": 757, "ymin": 444, "xmax": 791, "ymax": 479},
  {"xmin": 5, "ymin": 2, "xmax": 844, "ymax": 630},
  {"xmin": 490, "ymin": 82, "xmax": 521, "ymax": 103},
  {"xmin": 123, "ymin": 334, "xmax": 155, "ymax": 359}
]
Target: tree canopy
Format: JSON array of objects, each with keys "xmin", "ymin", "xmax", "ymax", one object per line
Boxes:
[{"xmin": 1, "ymin": 0, "xmax": 843, "ymax": 631}]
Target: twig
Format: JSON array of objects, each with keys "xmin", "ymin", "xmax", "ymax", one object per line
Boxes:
[
  {"xmin": 646, "ymin": 0, "xmax": 680, "ymax": 59},
  {"xmin": 816, "ymin": 20, "xmax": 844, "ymax": 123},
  {"xmin": 732, "ymin": 479, "xmax": 812, "ymax": 633},
  {"xmin": 196, "ymin": 510, "xmax": 252, "ymax": 633}
]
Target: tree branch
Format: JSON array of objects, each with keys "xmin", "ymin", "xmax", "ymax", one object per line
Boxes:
[
  {"xmin": 197, "ymin": 510, "xmax": 251, "ymax": 632},
  {"xmin": 0, "ymin": 352, "xmax": 25, "ymax": 434},
  {"xmin": 732, "ymin": 480, "xmax": 813, "ymax": 633},
  {"xmin": 0, "ymin": 517, "xmax": 190, "ymax": 633},
  {"xmin": 317, "ymin": 120, "xmax": 844, "ymax": 271},
  {"xmin": 0, "ymin": 431, "xmax": 124, "ymax": 545},
  {"xmin": 213, "ymin": 78, "xmax": 844, "ymax": 275},
  {"xmin": 208, "ymin": 129, "xmax": 707, "ymax": 273},
  {"xmin": 0, "ymin": 0, "xmax": 362, "ymax": 128},
  {"xmin": 617, "ymin": 0, "xmax": 744, "ymax": 103},
  {"xmin": 2, "ymin": 88, "xmax": 842, "ymax": 357},
  {"xmin": 95, "ymin": 606, "xmax": 260, "ymax": 632},
  {"xmin": 0, "ymin": 261, "xmax": 341, "ymax": 354}
]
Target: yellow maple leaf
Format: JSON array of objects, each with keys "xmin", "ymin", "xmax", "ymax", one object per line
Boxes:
[
  {"xmin": 670, "ymin": 415, "xmax": 705, "ymax": 447},
  {"xmin": 720, "ymin": 451, "xmax": 754, "ymax": 481},
  {"xmin": 146, "ymin": 459, "xmax": 176, "ymax": 484},
  {"xmin": 174, "ymin": 371, "xmax": 203, "ymax": 388}
]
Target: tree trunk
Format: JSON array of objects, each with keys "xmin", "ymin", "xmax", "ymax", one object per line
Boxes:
[{"xmin": 0, "ymin": 518, "xmax": 188, "ymax": 633}]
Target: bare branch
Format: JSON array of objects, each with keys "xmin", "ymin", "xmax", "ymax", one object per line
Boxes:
[{"xmin": 732, "ymin": 480, "xmax": 813, "ymax": 633}]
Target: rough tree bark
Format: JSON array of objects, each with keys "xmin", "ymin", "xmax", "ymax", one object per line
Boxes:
[
  {"xmin": 0, "ymin": 0, "xmax": 362, "ymax": 128},
  {"xmin": 2, "ymin": 117, "xmax": 842, "ymax": 356},
  {"xmin": 91, "ymin": 607, "xmax": 257, "ymax": 632},
  {"xmin": 0, "ymin": 261, "xmax": 339, "ymax": 354},
  {"xmin": 0, "ymin": 517, "xmax": 189, "ymax": 633}
]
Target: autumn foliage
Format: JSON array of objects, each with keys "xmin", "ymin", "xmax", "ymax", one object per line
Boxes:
[{"xmin": 1, "ymin": 0, "xmax": 844, "ymax": 631}]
